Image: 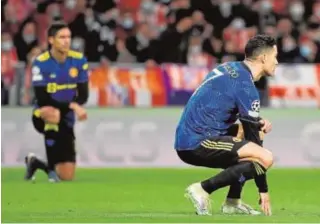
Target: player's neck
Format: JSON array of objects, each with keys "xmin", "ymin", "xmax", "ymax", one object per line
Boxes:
[
  {"xmin": 50, "ymin": 49, "xmax": 67, "ymax": 63},
  {"xmin": 243, "ymin": 59, "xmax": 263, "ymax": 81}
]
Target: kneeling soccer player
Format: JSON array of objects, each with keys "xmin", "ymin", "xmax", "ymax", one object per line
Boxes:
[
  {"xmin": 24, "ymin": 22, "xmax": 89, "ymax": 182},
  {"xmin": 174, "ymin": 34, "xmax": 278, "ymax": 216}
]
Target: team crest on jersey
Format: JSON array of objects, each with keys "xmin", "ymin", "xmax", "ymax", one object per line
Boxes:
[{"xmin": 69, "ymin": 67, "xmax": 78, "ymax": 78}]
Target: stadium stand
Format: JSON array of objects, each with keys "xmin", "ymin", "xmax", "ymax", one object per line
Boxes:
[{"xmin": 1, "ymin": 0, "xmax": 320, "ymax": 105}]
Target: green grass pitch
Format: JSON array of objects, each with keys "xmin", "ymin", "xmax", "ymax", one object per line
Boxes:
[{"xmin": 2, "ymin": 168, "xmax": 320, "ymax": 223}]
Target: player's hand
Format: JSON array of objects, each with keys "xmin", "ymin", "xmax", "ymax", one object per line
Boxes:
[
  {"xmin": 70, "ymin": 103, "xmax": 87, "ymax": 121},
  {"xmin": 259, "ymin": 192, "xmax": 272, "ymax": 216},
  {"xmin": 259, "ymin": 118, "xmax": 272, "ymax": 133},
  {"xmin": 40, "ymin": 106, "xmax": 60, "ymax": 124}
]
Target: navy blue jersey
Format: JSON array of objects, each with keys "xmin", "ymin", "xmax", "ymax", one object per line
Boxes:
[
  {"xmin": 174, "ymin": 61, "xmax": 260, "ymax": 151},
  {"xmin": 31, "ymin": 50, "xmax": 89, "ymax": 128}
]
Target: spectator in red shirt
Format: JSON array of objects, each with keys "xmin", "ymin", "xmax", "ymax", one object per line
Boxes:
[{"xmin": 1, "ymin": 31, "xmax": 18, "ymax": 105}]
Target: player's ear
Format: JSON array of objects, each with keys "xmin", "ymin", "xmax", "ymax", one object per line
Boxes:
[
  {"xmin": 256, "ymin": 54, "xmax": 265, "ymax": 64},
  {"xmin": 48, "ymin": 36, "xmax": 54, "ymax": 46},
  {"xmin": 261, "ymin": 53, "xmax": 267, "ymax": 64}
]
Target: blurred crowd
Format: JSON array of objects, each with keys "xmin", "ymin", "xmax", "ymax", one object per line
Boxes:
[{"xmin": 1, "ymin": 0, "xmax": 320, "ymax": 105}]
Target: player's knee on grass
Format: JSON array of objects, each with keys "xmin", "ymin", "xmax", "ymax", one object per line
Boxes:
[
  {"xmin": 55, "ymin": 162, "xmax": 75, "ymax": 181},
  {"xmin": 237, "ymin": 142, "xmax": 274, "ymax": 169},
  {"xmin": 40, "ymin": 106, "xmax": 60, "ymax": 124}
]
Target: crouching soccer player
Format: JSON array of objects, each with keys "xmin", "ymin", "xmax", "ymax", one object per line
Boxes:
[
  {"xmin": 174, "ymin": 35, "xmax": 278, "ymax": 216},
  {"xmin": 24, "ymin": 22, "xmax": 89, "ymax": 182}
]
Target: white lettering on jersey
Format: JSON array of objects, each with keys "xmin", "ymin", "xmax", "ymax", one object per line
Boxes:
[{"xmin": 191, "ymin": 68, "xmax": 224, "ymax": 96}]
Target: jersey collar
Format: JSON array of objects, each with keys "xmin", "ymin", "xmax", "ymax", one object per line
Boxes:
[{"xmin": 241, "ymin": 61, "xmax": 254, "ymax": 82}]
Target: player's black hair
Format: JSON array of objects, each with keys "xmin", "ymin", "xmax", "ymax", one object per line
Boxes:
[
  {"xmin": 244, "ymin": 34, "xmax": 276, "ymax": 59},
  {"xmin": 47, "ymin": 21, "xmax": 69, "ymax": 37}
]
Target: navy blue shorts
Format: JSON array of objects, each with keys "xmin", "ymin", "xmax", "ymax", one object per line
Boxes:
[{"xmin": 177, "ymin": 124, "xmax": 249, "ymax": 169}]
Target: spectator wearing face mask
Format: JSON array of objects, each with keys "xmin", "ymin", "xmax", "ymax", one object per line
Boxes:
[
  {"xmin": 1, "ymin": 31, "xmax": 18, "ymax": 105},
  {"xmin": 294, "ymin": 38, "xmax": 320, "ymax": 63},
  {"xmin": 70, "ymin": 37, "xmax": 85, "ymax": 53},
  {"xmin": 13, "ymin": 20, "xmax": 38, "ymax": 62},
  {"xmin": 114, "ymin": 12, "xmax": 136, "ymax": 42}
]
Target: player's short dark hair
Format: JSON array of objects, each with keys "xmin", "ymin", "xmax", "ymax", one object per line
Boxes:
[
  {"xmin": 47, "ymin": 21, "xmax": 69, "ymax": 37},
  {"xmin": 244, "ymin": 34, "xmax": 276, "ymax": 59}
]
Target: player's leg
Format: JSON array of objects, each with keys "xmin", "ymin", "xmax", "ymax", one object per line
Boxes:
[
  {"xmin": 24, "ymin": 110, "xmax": 52, "ymax": 181},
  {"xmin": 54, "ymin": 135, "xmax": 76, "ymax": 181},
  {"xmin": 179, "ymin": 136, "xmax": 273, "ymax": 215},
  {"xmin": 199, "ymin": 137, "xmax": 273, "ymax": 194},
  {"xmin": 178, "ymin": 137, "xmax": 248, "ymax": 215},
  {"xmin": 224, "ymin": 124, "xmax": 245, "ymax": 203},
  {"xmin": 223, "ymin": 124, "xmax": 261, "ymax": 215},
  {"xmin": 48, "ymin": 127, "xmax": 76, "ymax": 181},
  {"xmin": 43, "ymin": 125, "xmax": 63, "ymax": 182}
]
